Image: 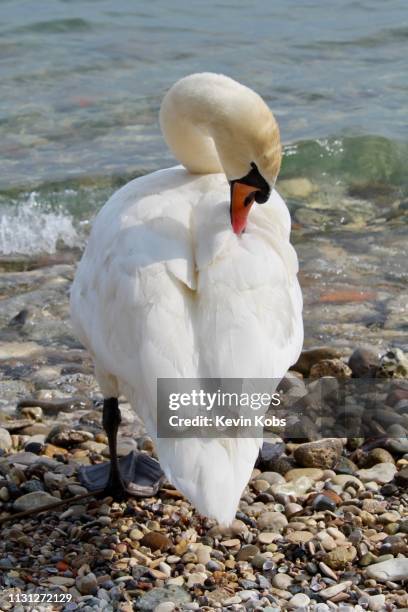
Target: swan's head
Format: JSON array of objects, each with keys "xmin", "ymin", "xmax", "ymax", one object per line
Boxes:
[{"xmin": 160, "ymin": 73, "xmax": 282, "ymax": 235}]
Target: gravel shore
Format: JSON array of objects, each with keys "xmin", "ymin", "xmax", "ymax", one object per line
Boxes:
[{"xmin": 0, "ymin": 188, "xmax": 407, "ymax": 611}]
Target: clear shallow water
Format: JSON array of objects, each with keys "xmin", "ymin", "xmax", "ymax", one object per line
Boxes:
[{"xmin": 0, "ymin": 1, "xmax": 407, "ymax": 328}]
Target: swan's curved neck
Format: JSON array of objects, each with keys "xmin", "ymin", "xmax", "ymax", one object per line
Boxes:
[{"xmin": 159, "ymin": 73, "xmax": 280, "ymax": 182}]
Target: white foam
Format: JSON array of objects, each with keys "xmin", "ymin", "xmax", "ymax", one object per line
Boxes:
[{"xmin": 0, "ymin": 192, "xmax": 81, "ymax": 255}]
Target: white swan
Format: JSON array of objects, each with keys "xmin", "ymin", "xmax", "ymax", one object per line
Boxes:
[{"xmin": 70, "ymin": 73, "xmax": 303, "ymax": 525}]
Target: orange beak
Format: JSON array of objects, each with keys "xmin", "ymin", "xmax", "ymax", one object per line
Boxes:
[{"xmin": 230, "ymin": 182, "xmax": 259, "ymax": 235}]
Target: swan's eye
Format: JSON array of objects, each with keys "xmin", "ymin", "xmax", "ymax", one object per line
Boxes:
[{"xmin": 255, "ymin": 189, "xmax": 269, "ymax": 204}]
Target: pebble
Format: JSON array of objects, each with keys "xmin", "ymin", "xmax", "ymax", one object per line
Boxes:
[
  {"xmin": 285, "ymin": 467, "xmax": 324, "ymax": 481},
  {"xmin": 271, "ymin": 476, "xmax": 313, "ymax": 498},
  {"xmin": 348, "ymin": 347, "xmax": 379, "ymax": 377},
  {"xmin": 272, "ymin": 574, "xmax": 293, "ymax": 590},
  {"xmin": 257, "ymin": 512, "xmax": 288, "ymax": 532},
  {"xmin": 76, "ymin": 573, "xmax": 98, "ymax": 595},
  {"xmin": 310, "ymin": 358, "xmax": 352, "ymax": 379},
  {"xmin": 293, "ymin": 347, "xmax": 341, "ymax": 375},
  {"xmin": 294, "ymin": 439, "xmax": 343, "ymax": 469},
  {"xmin": 365, "ymin": 447, "xmax": 395, "ymax": 466},
  {"xmin": 286, "ymin": 530, "xmax": 314, "ymax": 544},
  {"xmin": 319, "ymin": 581, "xmax": 352, "ymax": 599},
  {"xmin": 13, "ymin": 491, "xmax": 60, "ymax": 511},
  {"xmin": 237, "ymin": 544, "xmax": 259, "ymax": 561},
  {"xmin": 0, "ymin": 427, "xmax": 12, "ymax": 451},
  {"xmin": 137, "ymin": 586, "xmax": 191, "ymax": 611},
  {"xmin": 366, "ymin": 557, "xmax": 408, "ymax": 581},
  {"xmin": 288, "ymin": 593, "xmax": 310, "ymax": 608},
  {"xmin": 141, "ymin": 531, "xmax": 172, "ymax": 552},
  {"xmin": 357, "ymin": 462, "xmax": 397, "ymax": 483},
  {"xmin": 312, "ymin": 490, "xmax": 341, "ymax": 511},
  {"xmin": 395, "ymin": 466, "xmax": 408, "ymax": 485},
  {"xmin": 360, "ymin": 594, "xmax": 386, "ymax": 611},
  {"xmin": 323, "ymin": 546, "xmax": 357, "ymax": 569},
  {"xmin": 258, "ymin": 532, "xmax": 280, "ymax": 544},
  {"xmin": 186, "ymin": 572, "xmax": 206, "ymax": 587},
  {"xmin": 331, "ymin": 474, "xmax": 364, "ymax": 490},
  {"xmin": 258, "ymin": 471, "xmax": 286, "ymax": 485}
]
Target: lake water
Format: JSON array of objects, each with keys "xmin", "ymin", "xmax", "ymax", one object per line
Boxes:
[{"xmin": 0, "ymin": 0, "xmax": 407, "ymax": 349}]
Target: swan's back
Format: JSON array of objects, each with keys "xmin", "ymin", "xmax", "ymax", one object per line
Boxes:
[{"xmin": 70, "ymin": 165, "xmax": 302, "ymax": 523}]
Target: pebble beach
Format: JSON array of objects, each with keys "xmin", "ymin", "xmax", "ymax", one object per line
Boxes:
[{"xmin": 0, "ymin": 174, "xmax": 407, "ymax": 610}]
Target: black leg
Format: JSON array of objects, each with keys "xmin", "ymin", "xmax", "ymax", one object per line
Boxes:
[{"xmin": 102, "ymin": 397, "xmax": 127, "ymax": 500}]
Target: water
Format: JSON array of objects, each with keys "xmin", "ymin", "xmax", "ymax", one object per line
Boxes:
[{"xmin": 0, "ymin": 0, "xmax": 407, "ymax": 347}]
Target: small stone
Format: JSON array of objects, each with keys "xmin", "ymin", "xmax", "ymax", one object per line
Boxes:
[
  {"xmin": 46, "ymin": 424, "xmax": 92, "ymax": 447},
  {"xmin": 286, "ymin": 531, "xmax": 314, "ymax": 544},
  {"xmin": 331, "ymin": 474, "xmax": 364, "ymax": 490},
  {"xmin": 380, "ymin": 536, "xmax": 406, "ymax": 555},
  {"xmin": 319, "ymin": 581, "xmax": 352, "ymax": 600},
  {"xmin": 285, "ymin": 502, "xmax": 303, "ymax": 517},
  {"xmin": 310, "ymin": 358, "xmax": 352, "ymax": 379},
  {"xmin": 364, "ymin": 447, "xmax": 395, "ymax": 466},
  {"xmin": 258, "ymin": 532, "xmax": 280, "ymax": 544},
  {"xmin": 288, "ymin": 593, "xmax": 310, "ymax": 609},
  {"xmin": 221, "ymin": 538, "xmax": 240, "ymax": 548},
  {"xmin": 366, "ymin": 557, "xmax": 408, "ymax": 581},
  {"xmin": 253, "ymin": 479, "xmax": 270, "ymax": 492},
  {"xmin": 154, "ymin": 604, "xmax": 176, "ymax": 612},
  {"xmin": 272, "ymin": 573, "xmax": 293, "ymax": 590},
  {"xmin": 378, "ymin": 348, "xmax": 408, "ymax": 378},
  {"xmin": 271, "ymin": 476, "xmax": 313, "ymax": 498},
  {"xmin": 278, "ymin": 177, "xmax": 317, "ymax": 198},
  {"xmin": 135, "ymin": 585, "xmax": 192, "ymax": 611},
  {"xmin": 195, "ymin": 544, "xmax": 211, "ymax": 565},
  {"xmin": 257, "ymin": 511, "xmax": 288, "ymax": 532},
  {"xmin": 0, "ymin": 427, "xmax": 13, "ymax": 451},
  {"xmin": 360, "ymin": 552, "xmax": 378, "ymax": 566},
  {"xmin": 130, "ymin": 528, "xmax": 144, "ymax": 541},
  {"xmin": 258, "ymin": 471, "xmax": 286, "ymax": 485},
  {"xmin": 0, "ymin": 486, "xmax": 10, "ymax": 501},
  {"xmin": 348, "ymin": 347, "xmax": 379, "ymax": 378},
  {"xmin": 335, "ymin": 456, "xmax": 358, "ymax": 475},
  {"xmin": 285, "ymin": 468, "xmax": 324, "ymax": 481},
  {"xmin": 366, "ymin": 594, "xmax": 386, "ymax": 611},
  {"xmin": 186, "ymin": 572, "xmax": 206, "ymax": 588},
  {"xmin": 237, "ymin": 545, "xmax": 259, "ymax": 561},
  {"xmin": 319, "ymin": 534, "xmax": 337, "ymax": 551},
  {"xmin": 323, "ymin": 546, "xmax": 357, "ymax": 569},
  {"xmin": 356, "ymin": 462, "xmax": 397, "ymax": 483},
  {"xmin": 312, "ymin": 490, "xmax": 341, "ymax": 511},
  {"xmin": 293, "ymin": 346, "xmax": 341, "ymax": 376},
  {"xmin": 47, "ymin": 576, "xmax": 75, "ymax": 587},
  {"xmin": 141, "ymin": 532, "xmax": 171, "ymax": 552},
  {"xmin": 395, "ymin": 466, "xmax": 408, "ymax": 485},
  {"xmin": 251, "ymin": 552, "xmax": 273, "ymax": 570},
  {"xmin": 76, "ymin": 573, "xmax": 98, "ymax": 595},
  {"xmin": 13, "ymin": 491, "xmax": 59, "ymax": 512},
  {"xmin": 294, "ymin": 439, "xmax": 343, "ymax": 469}
]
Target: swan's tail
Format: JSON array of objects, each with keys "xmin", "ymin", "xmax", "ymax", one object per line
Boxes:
[{"xmin": 156, "ymin": 437, "xmax": 261, "ymax": 525}]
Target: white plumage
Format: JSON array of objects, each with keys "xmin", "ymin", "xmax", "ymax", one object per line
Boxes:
[{"xmin": 70, "ymin": 73, "xmax": 303, "ymax": 525}]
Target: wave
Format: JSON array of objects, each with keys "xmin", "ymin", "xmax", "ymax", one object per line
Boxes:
[{"xmin": 0, "ymin": 192, "xmax": 80, "ymax": 256}]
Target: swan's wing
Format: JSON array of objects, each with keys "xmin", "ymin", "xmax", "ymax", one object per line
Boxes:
[
  {"xmin": 70, "ymin": 167, "xmax": 202, "ymax": 414},
  {"xmin": 195, "ymin": 188, "xmax": 303, "ymax": 380}
]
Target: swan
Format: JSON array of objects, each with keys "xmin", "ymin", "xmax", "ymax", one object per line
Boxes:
[{"xmin": 70, "ymin": 73, "xmax": 303, "ymax": 525}]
